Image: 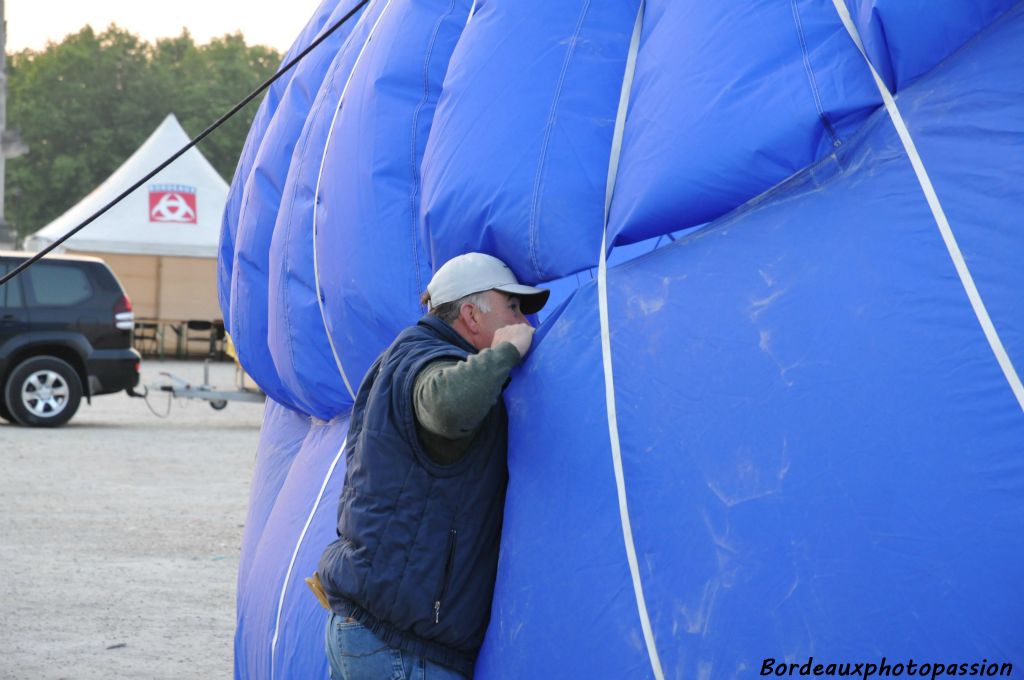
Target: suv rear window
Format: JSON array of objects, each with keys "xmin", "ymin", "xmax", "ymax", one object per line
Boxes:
[
  {"xmin": 1, "ymin": 262, "xmax": 25, "ymax": 308},
  {"xmin": 27, "ymin": 262, "xmax": 94, "ymax": 306}
]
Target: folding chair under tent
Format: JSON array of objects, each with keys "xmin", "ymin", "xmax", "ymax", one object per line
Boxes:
[{"xmin": 221, "ymin": 2, "xmax": 1024, "ymax": 678}]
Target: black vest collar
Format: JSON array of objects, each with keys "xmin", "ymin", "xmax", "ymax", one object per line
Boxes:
[{"xmin": 416, "ymin": 314, "xmax": 478, "ymax": 355}]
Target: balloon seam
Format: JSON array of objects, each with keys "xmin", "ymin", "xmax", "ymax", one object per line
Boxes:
[
  {"xmin": 313, "ymin": 0, "xmax": 396, "ymax": 401},
  {"xmin": 270, "ymin": 435, "xmax": 348, "ymax": 680},
  {"xmin": 598, "ymin": 3, "xmax": 666, "ymax": 679},
  {"xmin": 790, "ymin": 0, "xmax": 840, "ymax": 147},
  {"xmin": 408, "ymin": 0, "xmax": 461, "ymax": 307},
  {"xmin": 831, "ymin": 0, "xmax": 1024, "ymax": 414},
  {"xmin": 279, "ymin": 13, "xmax": 366, "ymax": 406},
  {"xmin": 527, "ymin": 0, "xmax": 591, "ymax": 281}
]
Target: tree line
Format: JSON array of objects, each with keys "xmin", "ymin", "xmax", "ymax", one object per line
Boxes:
[{"xmin": 6, "ymin": 25, "xmax": 282, "ymax": 240}]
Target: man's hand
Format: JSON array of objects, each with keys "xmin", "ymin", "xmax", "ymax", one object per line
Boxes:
[{"xmin": 492, "ymin": 323, "xmax": 535, "ymax": 359}]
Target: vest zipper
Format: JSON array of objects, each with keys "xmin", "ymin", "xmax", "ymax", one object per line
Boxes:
[{"xmin": 434, "ymin": 529, "xmax": 458, "ymax": 624}]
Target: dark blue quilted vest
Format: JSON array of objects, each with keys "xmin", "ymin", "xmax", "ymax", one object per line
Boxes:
[{"xmin": 318, "ymin": 315, "xmax": 509, "ymax": 676}]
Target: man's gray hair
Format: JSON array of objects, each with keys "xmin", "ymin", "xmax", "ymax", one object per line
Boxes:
[{"xmin": 424, "ymin": 290, "xmax": 492, "ymax": 323}]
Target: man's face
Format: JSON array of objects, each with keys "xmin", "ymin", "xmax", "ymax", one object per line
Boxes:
[{"xmin": 473, "ymin": 290, "xmax": 529, "ymax": 347}]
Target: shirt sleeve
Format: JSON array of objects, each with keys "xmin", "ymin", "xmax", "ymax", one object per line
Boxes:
[{"xmin": 413, "ymin": 342, "xmax": 522, "ymax": 463}]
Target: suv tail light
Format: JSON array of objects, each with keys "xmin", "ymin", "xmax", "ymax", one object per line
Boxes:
[{"xmin": 114, "ymin": 295, "xmax": 135, "ymax": 330}]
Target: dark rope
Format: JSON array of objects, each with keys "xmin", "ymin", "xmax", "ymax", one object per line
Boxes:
[{"xmin": 0, "ymin": 0, "xmax": 369, "ymax": 287}]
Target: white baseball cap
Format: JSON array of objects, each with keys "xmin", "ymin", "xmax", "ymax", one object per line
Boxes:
[{"xmin": 426, "ymin": 253, "xmax": 550, "ymax": 315}]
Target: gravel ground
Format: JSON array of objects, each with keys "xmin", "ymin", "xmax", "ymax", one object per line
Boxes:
[{"xmin": 0, "ymin": 359, "xmax": 265, "ymax": 680}]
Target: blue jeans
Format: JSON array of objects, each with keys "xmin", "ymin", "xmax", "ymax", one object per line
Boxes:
[{"xmin": 324, "ymin": 613, "xmax": 468, "ymax": 680}]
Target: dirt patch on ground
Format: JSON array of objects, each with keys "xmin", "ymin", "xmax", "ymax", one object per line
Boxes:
[{"xmin": 1, "ymin": 360, "xmax": 265, "ymax": 679}]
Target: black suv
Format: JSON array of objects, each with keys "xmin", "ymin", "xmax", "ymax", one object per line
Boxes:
[{"xmin": 0, "ymin": 251, "xmax": 141, "ymax": 427}]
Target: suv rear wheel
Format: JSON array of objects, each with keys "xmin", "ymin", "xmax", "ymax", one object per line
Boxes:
[{"xmin": 3, "ymin": 356, "xmax": 83, "ymax": 427}]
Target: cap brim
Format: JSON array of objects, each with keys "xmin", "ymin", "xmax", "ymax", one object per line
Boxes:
[{"xmin": 494, "ymin": 284, "xmax": 550, "ymax": 315}]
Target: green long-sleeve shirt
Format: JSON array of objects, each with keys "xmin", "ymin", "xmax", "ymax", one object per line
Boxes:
[{"xmin": 413, "ymin": 342, "xmax": 522, "ymax": 465}]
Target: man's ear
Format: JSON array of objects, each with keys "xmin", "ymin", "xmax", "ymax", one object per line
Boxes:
[{"xmin": 458, "ymin": 302, "xmax": 480, "ymax": 334}]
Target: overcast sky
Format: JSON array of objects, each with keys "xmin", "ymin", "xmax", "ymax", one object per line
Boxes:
[{"xmin": 6, "ymin": 0, "xmax": 326, "ymax": 53}]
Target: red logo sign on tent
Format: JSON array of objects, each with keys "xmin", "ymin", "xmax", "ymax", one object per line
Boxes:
[{"xmin": 149, "ymin": 184, "xmax": 198, "ymax": 223}]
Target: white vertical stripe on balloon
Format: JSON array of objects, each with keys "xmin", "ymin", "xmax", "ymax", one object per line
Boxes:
[
  {"xmin": 831, "ymin": 0, "xmax": 1024, "ymax": 414},
  {"xmin": 597, "ymin": 3, "xmax": 666, "ymax": 679},
  {"xmin": 313, "ymin": 0, "xmax": 395, "ymax": 401},
  {"xmin": 270, "ymin": 435, "xmax": 348, "ymax": 680}
]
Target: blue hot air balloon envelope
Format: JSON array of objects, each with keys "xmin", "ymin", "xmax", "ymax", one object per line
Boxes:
[{"xmin": 222, "ymin": 1, "xmax": 1024, "ymax": 678}]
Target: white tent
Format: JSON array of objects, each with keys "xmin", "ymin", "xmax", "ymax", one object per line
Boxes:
[{"xmin": 26, "ymin": 114, "xmax": 227, "ymax": 325}]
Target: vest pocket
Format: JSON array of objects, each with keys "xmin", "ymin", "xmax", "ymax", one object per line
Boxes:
[{"xmin": 433, "ymin": 528, "xmax": 458, "ymax": 624}]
